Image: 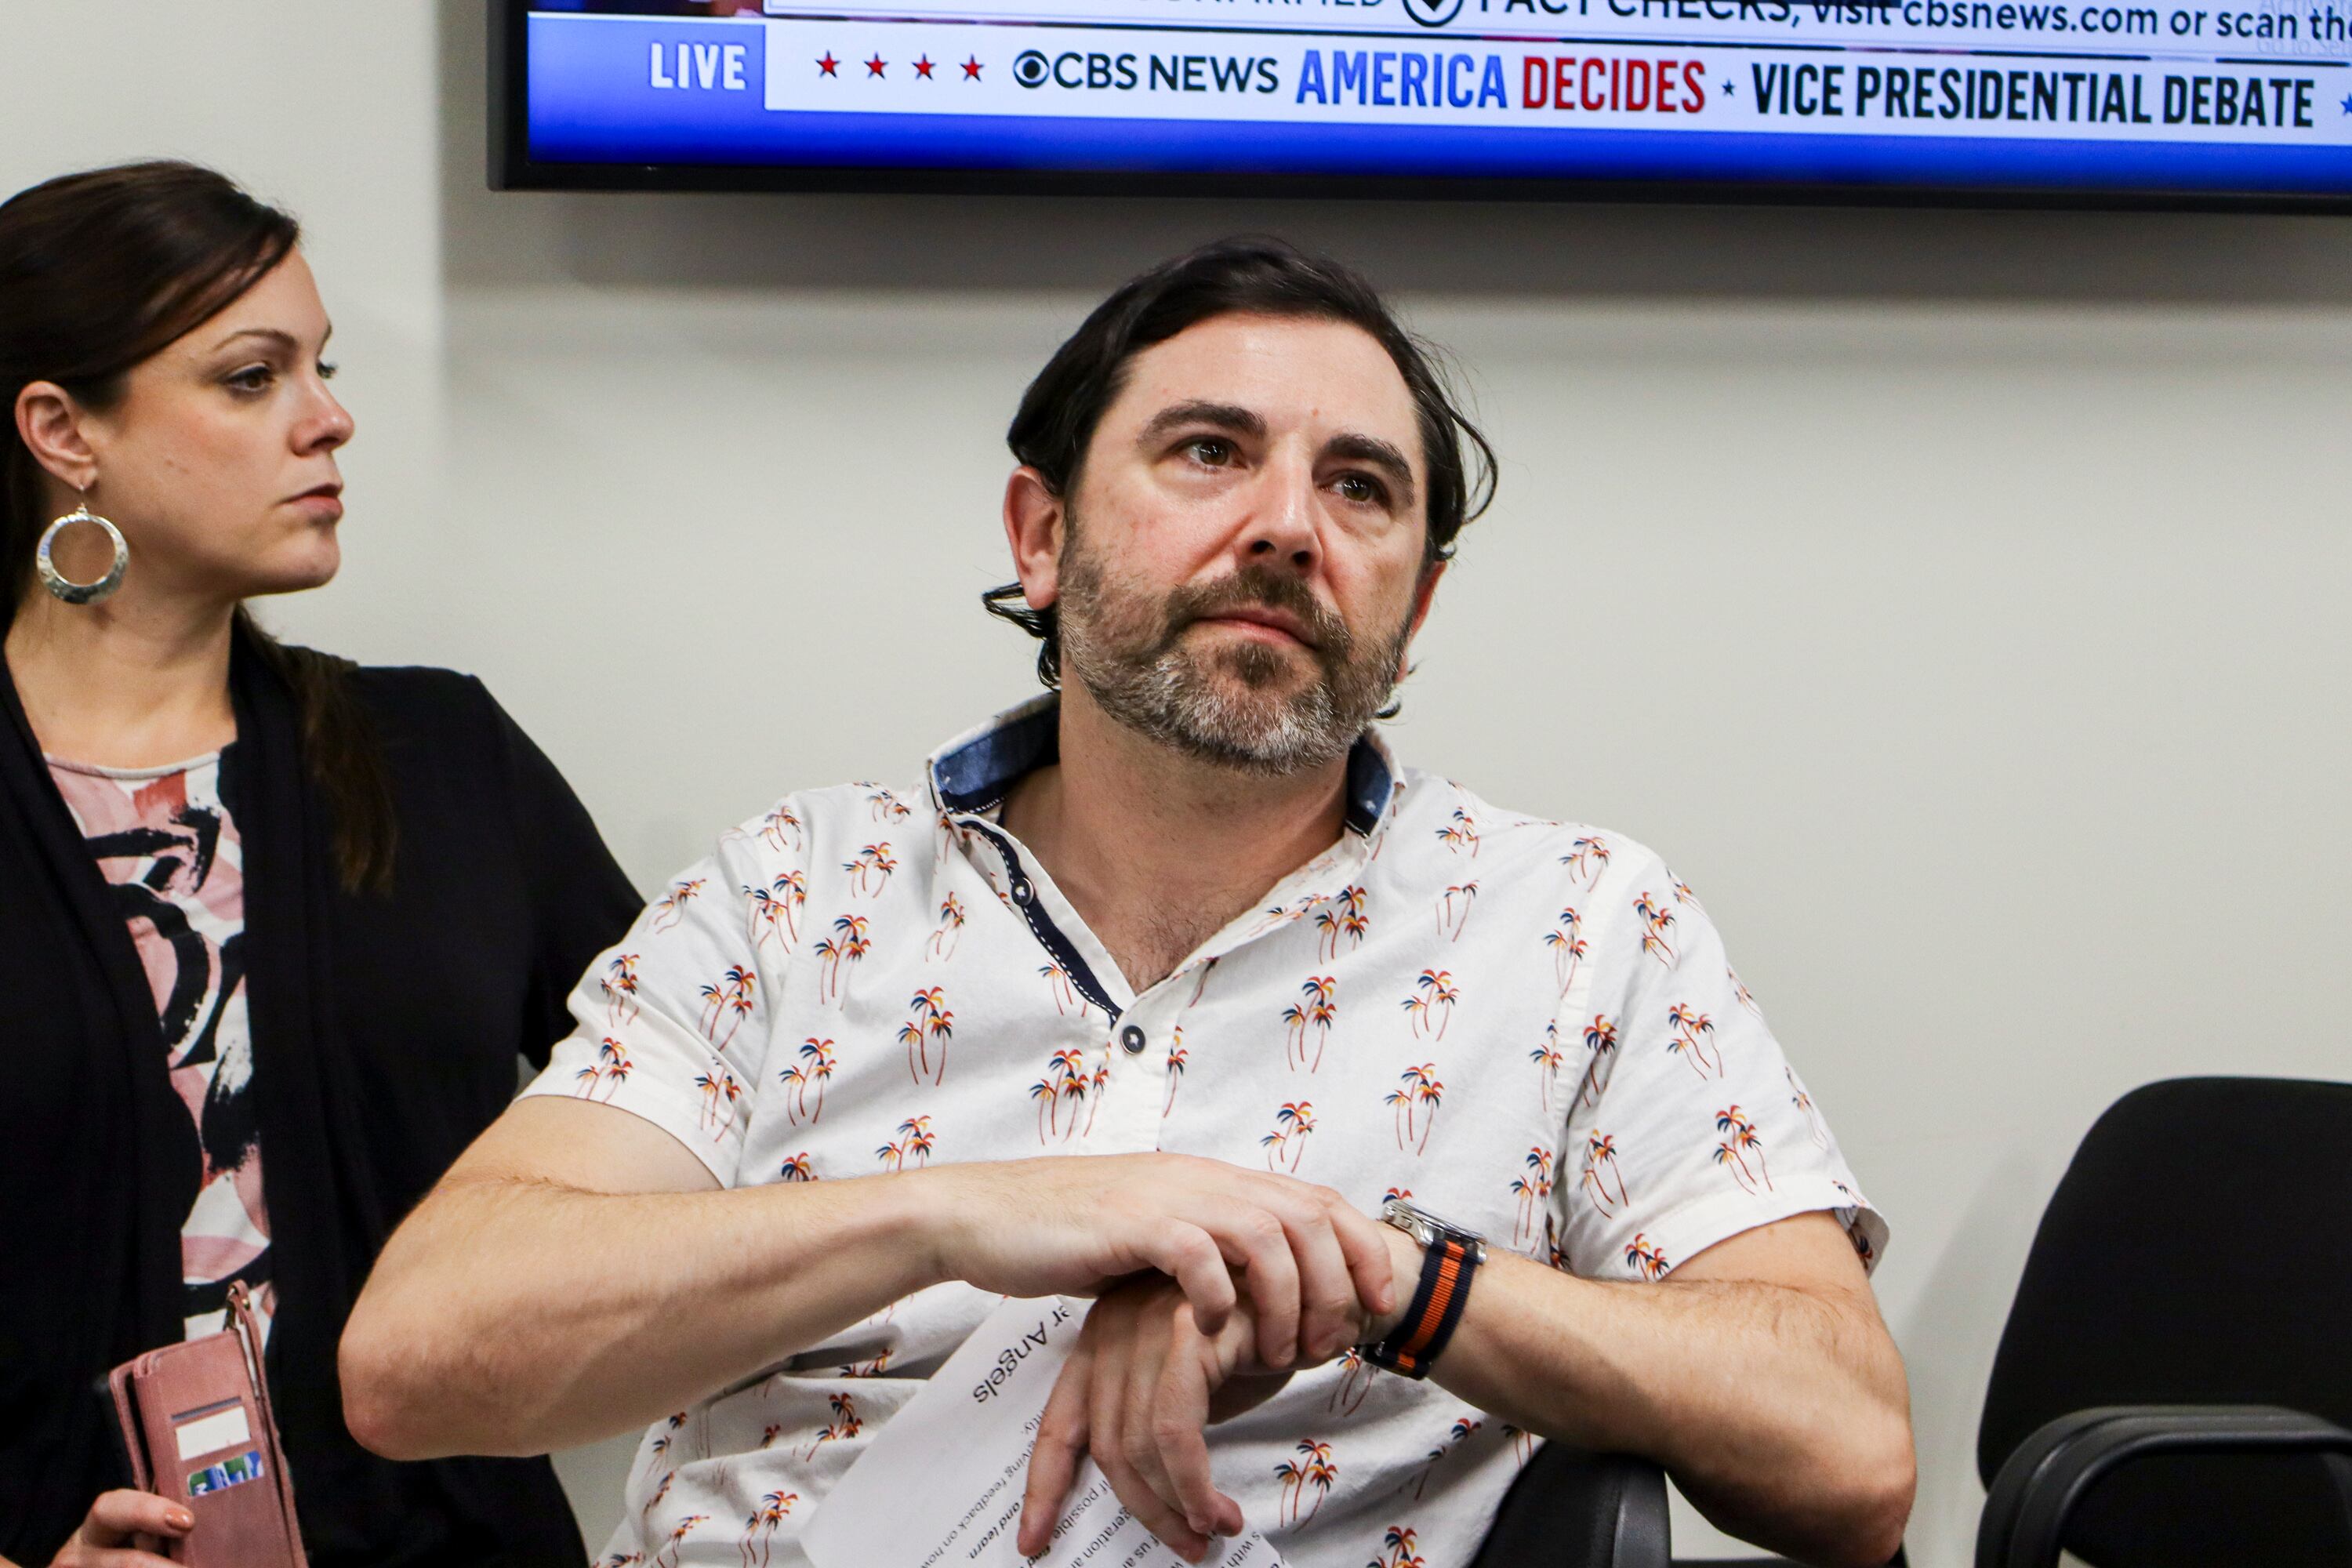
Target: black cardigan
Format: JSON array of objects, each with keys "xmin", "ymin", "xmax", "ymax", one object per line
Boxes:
[{"xmin": 1, "ymin": 629, "xmax": 641, "ymax": 1566}]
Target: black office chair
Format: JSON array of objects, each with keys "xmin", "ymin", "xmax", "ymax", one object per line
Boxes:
[
  {"xmin": 1463, "ymin": 1442, "xmax": 1907, "ymax": 1568},
  {"xmin": 1466, "ymin": 1078, "xmax": 2352, "ymax": 1567},
  {"xmin": 1973, "ymin": 1076, "xmax": 2352, "ymax": 1568},
  {"xmin": 1469, "ymin": 1443, "xmax": 1671, "ymax": 1568}
]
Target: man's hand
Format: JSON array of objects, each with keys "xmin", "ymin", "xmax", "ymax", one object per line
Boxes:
[
  {"xmin": 344, "ymin": 1102, "xmax": 1399, "ymax": 1463},
  {"xmin": 928, "ymin": 1154, "xmax": 1396, "ymax": 1371},
  {"xmin": 1017, "ymin": 1276, "xmax": 1273, "ymax": 1564}
]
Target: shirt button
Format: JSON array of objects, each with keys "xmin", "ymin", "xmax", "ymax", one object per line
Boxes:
[
  {"xmin": 1010, "ymin": 877, "xmax": 1034, "ymax": 906},
  {"xmin": 1119, "ymin": 1024, "xmax": 1147, "ymax": 1054}
]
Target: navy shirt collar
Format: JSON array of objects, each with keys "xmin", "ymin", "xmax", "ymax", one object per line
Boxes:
[{"xmin": 927, "ymin": 693, "xmax": 1398, "ymax": 837}]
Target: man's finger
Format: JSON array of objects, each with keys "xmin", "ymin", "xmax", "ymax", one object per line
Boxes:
[
  {"xmin": 1117, "ymin": 1339, "xmax": 1172, "ymax": 1517},
  {"xmin": 1116, "ymin": 1301, "xmax": 1189, "ymax": 1524},
  {"xmin": 1271, "ymin": 1195, "xmax": 1364, "ymax": 1365},
  {"xmin": 1207, "ymin": 1207, "xmax": 1301, "ymax": 1369},
  {"xmin": 1089, "ymin": 1336, "xmax": 1208, "ymax": 1564},
  {"xmin": 1324, "ymin": 1191, "xmax": 1399, "ymax": 1322},
  {"xmin": 1139, "ymin": 1221, "xmax": 1236, "ymax": 1337},
  {"xmin": 1098, "ymin": 1434, "xmax": 1207, "ymax": 1563},
  {"xmin": 1019, "ymin": 1346, "xmax": 1095, "ymax": 1558},
  {"xmin": 1154, "ymin": 1311, "xmax": 1240, "ymax": 1539}
]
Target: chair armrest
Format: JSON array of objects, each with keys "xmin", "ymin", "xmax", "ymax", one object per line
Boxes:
[
  {"xmin": 1976, "ymin": 1403, "xmax": 2352, "ymax": 1568},
  {"xmin": 1469, "ymin": 1446, "xmax": 1671, "ymax": 1568}
]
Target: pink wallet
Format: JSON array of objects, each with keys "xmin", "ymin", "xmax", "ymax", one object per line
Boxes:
[{"xmin": 107, "ymin": 1283, "xmax": 308, "ymax": 1567}]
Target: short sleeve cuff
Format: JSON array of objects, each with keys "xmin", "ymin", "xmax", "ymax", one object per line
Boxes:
[
  {"xmin": 520, "ymin": 1040, "xmax": 746, "ymax": 1187},
  {"xmin": 1622, "ymin": 1178, "xmax": 1889, "ymax": 1282}
]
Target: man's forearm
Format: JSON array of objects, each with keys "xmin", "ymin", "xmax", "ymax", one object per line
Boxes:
[
  {"xmin": 341, "ymin": 1171, "xmax": 942, "ymax": 1461},
  {"xmin": 343, "ymin": 1138, "xmax": 1395, "ymax": 1465},
  {"xmin": 1414, "ymin": 1242, "xmax": 1913, "ymax": 1568}
]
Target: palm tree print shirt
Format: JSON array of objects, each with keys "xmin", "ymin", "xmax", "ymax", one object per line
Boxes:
[{"xmin": 524, "ymin": 695, "xmax": 1886, "ymax": 1568}]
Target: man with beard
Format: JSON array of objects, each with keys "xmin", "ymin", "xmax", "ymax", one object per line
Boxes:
[{"xmin": 342, "ymin": 241, "xmax": 1913, "ymax": 1568}]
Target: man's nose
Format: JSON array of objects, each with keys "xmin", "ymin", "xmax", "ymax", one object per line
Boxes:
[{"xmin": 1238, "ymin": 457, "xmax": 1320, "ymax": 576}]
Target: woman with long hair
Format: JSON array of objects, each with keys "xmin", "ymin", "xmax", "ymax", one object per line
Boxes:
[{"xmin": 0, "ymin": 162, "xmax": 638, "ymax": 1566}]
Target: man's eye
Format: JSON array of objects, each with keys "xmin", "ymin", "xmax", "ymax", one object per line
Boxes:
[
  {"xmin": 1336, "ymin": 473, "xmax": 1386, "ymax": 505},
  {"xmin": 1187, "ymin": 437, "xmax": 1232, "ymax": 466}
]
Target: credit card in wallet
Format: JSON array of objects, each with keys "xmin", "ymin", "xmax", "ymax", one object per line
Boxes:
[{"xmin": 187, "ymin": 1448, "xmax": 266, "ymax": 1497}]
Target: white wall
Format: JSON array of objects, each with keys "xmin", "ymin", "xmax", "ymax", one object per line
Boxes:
[{"xmin": 9, "ymin": 4, "xmax": 2350, "ymax": 1561}]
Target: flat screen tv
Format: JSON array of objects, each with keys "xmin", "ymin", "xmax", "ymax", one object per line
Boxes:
[{"xmin": 492, "ymin": 0, "xmax": 2352, "ymax": 205}]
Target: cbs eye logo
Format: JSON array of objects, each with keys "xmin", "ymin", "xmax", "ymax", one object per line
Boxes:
[
  {"xmin": 1014, "ymin": 49, "xmax": 1052, "ymax": 85},
  {"xmin": 1401, "ymin": 0, "xmax": 1464, "ymax": 24}
]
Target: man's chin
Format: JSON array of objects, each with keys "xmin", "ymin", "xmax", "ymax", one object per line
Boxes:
[
  {"xmin": 1192, "ymin": 639, "xmax": 1320, "ymax": 695},
  {"xmin": 1152, "ymin": 688, "xmax": 1356, "ymax": 774}
]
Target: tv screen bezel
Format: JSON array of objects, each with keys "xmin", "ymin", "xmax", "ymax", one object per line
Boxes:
[{"xmin": 487, "ymin": 0, "xmax": 2352, "ymax": 211}]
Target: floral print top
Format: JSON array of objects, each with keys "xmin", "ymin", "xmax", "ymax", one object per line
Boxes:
[
  {"xmin": 525, "ymin": 695, "xmax": 1885, "ymax": 1568},
  {"xmin": 50, "ymin": 750, "xmax": 271, "ymax": 1346}
]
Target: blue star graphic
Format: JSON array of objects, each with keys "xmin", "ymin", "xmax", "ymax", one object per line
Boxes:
[{"xmin": 2340, "ymin": 89, "xmax": 2352, "ymax": 114}]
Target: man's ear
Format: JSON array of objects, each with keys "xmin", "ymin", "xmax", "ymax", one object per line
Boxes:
[
  {"xmin": 16, "ymin": 381, "xmax": 100, "ymax": 495},
  {"xmin": 1003, "ymin": 466, "xmax": 1067, "ymax": 612},
  {"xmin": 1397, "ymin": 561, "xmax": 1446, "ymax": 680}
]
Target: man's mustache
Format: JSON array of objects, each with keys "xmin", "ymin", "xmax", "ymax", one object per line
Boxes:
[{"xmin": 1161, "ymin": 568, "xmax": 1352, "ymax": 659}]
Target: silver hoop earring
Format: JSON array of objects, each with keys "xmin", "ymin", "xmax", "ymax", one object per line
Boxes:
[{"xmin": 35, "ymin": 503, "xmax": 129, "ymax": 605}]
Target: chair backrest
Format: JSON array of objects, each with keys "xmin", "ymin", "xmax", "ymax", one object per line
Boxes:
[
  {"xmin": 1468, "ymin": 1443, "xmax": 1669, "ymax": 1568},
  {"xmin": 1977, "ymin": 1076, "xmax": 2352, "ymax": 1566}
]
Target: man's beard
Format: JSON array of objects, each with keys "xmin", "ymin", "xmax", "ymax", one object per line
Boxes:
[{"xmin": 1055, "ymin": 518, "xmax": 1413, "ymax": 777}]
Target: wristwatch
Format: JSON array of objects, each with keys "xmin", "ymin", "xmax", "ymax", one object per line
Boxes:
[{"xmin": 1357, "ymin": 1196, "xmax": 1486, "ymax": 1379}]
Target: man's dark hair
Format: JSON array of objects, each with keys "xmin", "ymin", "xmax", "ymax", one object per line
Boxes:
[{"xmin": 983, "ymin": 237, "xmax": 1497, "ymax": 688}]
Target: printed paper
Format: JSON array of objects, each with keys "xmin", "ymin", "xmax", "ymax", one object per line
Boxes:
[{"xmin": 803, "ymin": 1297, "xmax": 1285, "ymax": 1568}]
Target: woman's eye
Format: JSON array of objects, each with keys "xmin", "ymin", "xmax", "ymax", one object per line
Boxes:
[
  {"xmin": 318, "ymin": 360, "xmax": 339, "ymax": 381},
  {"xmin": 226, "ymin": 365, "xmax": 275, "ymax": 394}
]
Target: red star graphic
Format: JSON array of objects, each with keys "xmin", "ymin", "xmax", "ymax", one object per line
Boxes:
[
  {"xmin": 913, "ymin": 54, "xmax": 935, "ymax": 78},
  {"xmin": 817, "ymin": 53, "xmax": 839, "ymax": 76},
  {"xmin": 865, "ymin": 53, "xmax": 887, "ymax": 77},
  {"xmin": 961, "ymin": 56, "xmax": 983, "ymax": 79}
]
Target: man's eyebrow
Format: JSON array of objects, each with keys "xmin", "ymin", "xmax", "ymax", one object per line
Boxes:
[
  {"xmin": 1323, "ymin": 432, "xmax": 1417, "ymax": 505},
  {"xmin": 1137, "ymin": 401, "xmax": 1268, "ymax": 446}
]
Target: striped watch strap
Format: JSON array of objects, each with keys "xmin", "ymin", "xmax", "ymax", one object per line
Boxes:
[{"xmin": 1364, "ymin": 1232, "xmax": 1481, "ymax": 1379}]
